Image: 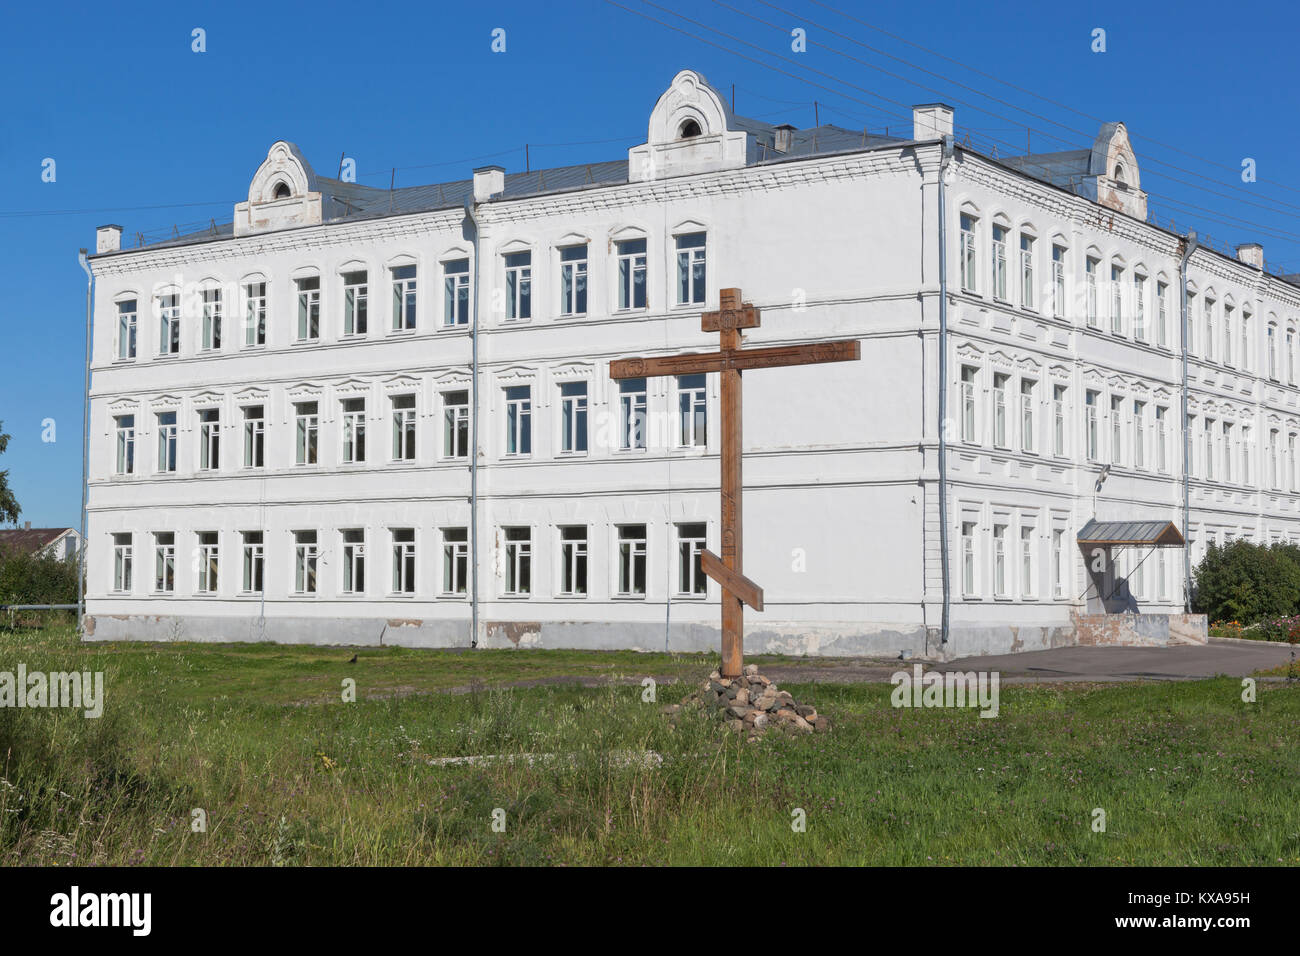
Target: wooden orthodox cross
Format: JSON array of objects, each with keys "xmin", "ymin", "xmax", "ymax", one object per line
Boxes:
[{"xmin": 610, "ymin": 288, "xmax": 860, "ymax": 678}]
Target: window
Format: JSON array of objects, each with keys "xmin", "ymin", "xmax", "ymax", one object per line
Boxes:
[
  {"xmin": 961, "ymin": 521, "xmax": 977, "ymax": 596},
  {"xmin": 992, "ymin": 373, "xmax": 1009, "ymax": 448},
  {"xmin": 1085, "ymin": 257, "xmax": 1098, "ymax": 328},
  {"xmin": 1020, "ymin": 379, "xmax": 1036, "ymax": 453},
  {"xmin": 676, "ymin": 233, "xmax": 707, "ymax": 305},
  {"xmin": 1223, "ymin": 422, "xmax": 1234, "ymax": 483},
  {"xmin": 154, "ymin": 532, "xmax": 175, "ymax": 593},
  {"xmin": 242, "ymin": 405, "xmax": 264, "ymax": 468},
  {"xmin": 296, "ymin": 276, "xmax": 320, "ymax": 341},
  {"xmin": 960, "ymin": 366, "xmax": 977, "ymax": 442},
  {"xmin": 617, "ymin": 525, "xmax": 647, "ymax": 596},
  {"xmin": 1110, "ymin": 265, "xmax": 1124, "ymax": 334},
  {"xmin": 504, "ymin": 385, "xmax": 532, "ymax": 455},
  {"xmin": 991, "ymin": 224, "xmax": 1008, "ymax": 301},
  {"xmin": 116, "ymin": 300, "xmax": 137, "ymax": 360},
  {"xmin": 1133, "ymin": 400, "xmax": 1146, "ymax": 469},
  {"xmin": 504, "ymin": 252, "xmax": 531, "ymax": 321},
  {"xmin": 443, "ymin": 390, "xmax": 469, "ymax": 458},
  {"xmin": 197, "ymin": 532, "xmax": 219, "ymax": 594},
  {"xmin": 1187, "ymin": 414, "xmax": 1197, "ymax": 476},
  {"xmin": 342, "ymin": 529, "xmax": 365, "ymax": 595},
  {"xmin": 442, "ymin": 528, "xmax": 468, "ymax": 595},
  {"xmin": 1019, "ymin": 234, "xmax": 1035, "ymax": 309},
  {"xmin": 1134, "ymin": 274, "xmax": 1147, "ymax": 340},
  {"xmin": 1157, "ymin": 548, "xmax": 1169, "ymax": 602},
  {"xmin": 960, "ymin": 215, "xmax": 978, "ymax": 293},
  {"xmin": 443, "ymin": 259, "xmax": 470, "ymax": 326},
  {"xmin": 559, "ymin": 246, "xmax": 587, "ymax": 317},
  {"xmin": 391, "ymin": 394, "xmax": 416, "ymax": 461},
  {"xmin": 1156, "ymin": 281, "xmax": 1168, "ymax": 347},
  {"xmin": 391, "ymin": 265, "xmax": 417, "ymax": 330},
  {"xmin": 295, "ymin": 401, "xmax": 319, "ymax": 465},
  {"xmin": 244, "ymin": 281, "xmax": 267, "ymax": 347},
  {"xmin": 1291, "ymin": 433, "xmax": 1298, "ymax": 492},
  {"xmin": 1268, "ymin": 324, "xmax": 1278, "ymax": 379},
  {"xmin": 617, "ymin": 238, "xmax": 647, "ymax": 310},
  {"xmin": 1241, "ymin": 310, "xmax": 1251, "ymax": 371},
  {"xmin": 1204, "ymin": 298, "xmax": 1215, "ymax": 361},
  {"xmin": 1224, "ymin": 305, "xmax": 1235, "ymax": 366},
  {"xmin": 1289, "ymin": 328, "xmax": 1297, "ymax": 385},
  {"xmin": 341, "ymin": 398, "xmax": 366, "ymax": 464},
  {"xmin": 157, "ymin": 411, "xmax": 177, "ymax": 473},
  {"xmin": 391, "ymin": 528, "xmax": 416, "ymax": 594},
  {"xmin": 1052, "ymin": 385, "xmax": 1067, "ymax": 456},
  {"xmin": 559, "ymin": 381, "xmax": 588, "ymax": 454},
  {"xmin": 677, "ymin": 522, "xmax": 707, "ymax": 595},
  {"xmin": 242, "ymin": 531, "xmax": 264, "ymax": 593},
  {"xmin": 1020, "ymin": 525, "xmax": 1035, "ymax": 598},
  {"xmin": 1203, "ymin": 417, "xmax": 1216, "ymax": 481},
  {"xmin": 503, "ymin": 527, "xmax": 531, "ymax": 595},
  {"xmin": 619, "ymin": 378, "xmax": 647, "ymax": 450},
  {"xmin": 198, "ymin": 408, "xmax": 220, "ymax": 471},
  {"xmin": 1051, "ymin": 245, "xmax": 1065, "ymax": 318},
  {"xmin": 1156, "ymin": 406, "xmax": 1168, "ymax": 472},
  {"xmin": 114, "ymin": 414, "xmax": 135, "ymax": 475},
  {"xmin": 158, "ymin": 293, "xmax": 180, "ymax": 355},
  {"xmin": 112, "ymin": 533, "xmax": 132, "ymax": 592},
  {"xmin": 343, "ymin": 270, "xmax": 368, "ymax": 336},
  {"xmin": 1186, "ymin": 292, "xmax": 1196, "ymax": 353},
  {"xmin": 678, "ymin": 374, "xmax": 707, "ymax": 448},
  {"xmin": 1051, "ymin": 528, "xmax": 1065, "ymax": 599},
  {"xmin": 559, "ymin": 526, "xmax": 588, "ymax": 596},
  {"xmin": 201, "ymin": 288, "xmax": 222, "ymax": 351},
  {"xmin": 992, "ymin": 524, "xmax": 1008, "ymax": 598},
  {"xmin": 1271, "ymin": 429, "xmax": 1281, "ymax": 489},
  {"xmin": 294, "ymin": 531, "xmax": 319, "ymax": 595},
  {"xmin": 1110, "ymin": 396, "xmax": 1123, "ymax": 464},
  {"xmin": 1085, "ymin": 390, "xmax": 1099, "ymax": 461}
]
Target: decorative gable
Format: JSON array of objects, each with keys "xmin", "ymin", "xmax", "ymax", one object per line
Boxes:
[
  {"xmin": 234, "ymin": 142, "xmax": 323, "ymax": 237},
  {"xmin": 627, "ymin": 70, "xmax": 752, "ymax": 183}
]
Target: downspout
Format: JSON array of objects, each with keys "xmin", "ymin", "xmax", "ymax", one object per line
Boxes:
[
  {"xmin": 77, "ymin": 249, "xmax": 92, "ymax": 634},
  {"xmin": 463, "ymin": 201, "xmax": 482, "ymax": 648},
  {"xmin": 1178, "ymin": 231, "xmax": 1198, "ymax": 613},
  {"xmin": 937, "ymin": 135, "xmax": 955, "ymax": 646}
]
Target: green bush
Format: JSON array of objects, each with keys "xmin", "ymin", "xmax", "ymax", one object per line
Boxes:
[
  {"xmin": 0, "ymin": 548, "xmax": 80, "ymax": 607},
  {"xmin": 1192, "ymin": 540, "xmax": 1300, "ymax": 624}
]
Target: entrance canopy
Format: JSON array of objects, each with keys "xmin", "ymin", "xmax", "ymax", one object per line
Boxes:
[{"xmin": 1077, "ymin": 519, "xmax": 1185, "ymax": 548}]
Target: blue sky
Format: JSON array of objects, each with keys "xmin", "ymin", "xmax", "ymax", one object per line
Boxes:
[{"xmin": 2, "ymin": 0, "xmax": 1297, "ymax": 528}]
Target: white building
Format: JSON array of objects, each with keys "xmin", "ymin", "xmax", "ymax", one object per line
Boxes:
[{"xmin": 82, "ymin": 69, "xmax": 1300, "ymax": 658}]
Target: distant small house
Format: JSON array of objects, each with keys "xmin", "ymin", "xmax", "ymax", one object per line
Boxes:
[{"xmin": 0, "ymin": 523, "xmax": 83, "ymax": 562}]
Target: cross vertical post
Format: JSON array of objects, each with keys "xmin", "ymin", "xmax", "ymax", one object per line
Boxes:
[{"xmin": 609, "ymin": 287, "xmax": 860, "ymax": 678}]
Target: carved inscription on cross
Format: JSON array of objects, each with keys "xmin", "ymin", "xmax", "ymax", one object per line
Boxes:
[{"xmin": 610, "ymin": 288, "xmax": 860, "ymax": 677}]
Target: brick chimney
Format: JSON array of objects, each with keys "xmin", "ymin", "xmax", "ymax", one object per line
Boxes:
[
  {"xmin": 472, "ymin": 165, "xmax": 505, "ymax": 202},
  {"xmin": 913, "ymin": 103, "xmax": 955, "ymax": 141},
  {"xmin": 23, "ymin": 521, "xmax": 31, "ymax": 530},
  {"xmin": 773, "ymin": 124, "xmax": 796, "ymax": 153},
  {"xmin": 95, "ymin": 224, "xmax": 122, "ymax": 254},
  {"xmin": 1236, "ymin": 243, "xmax": 1264, "ymax": 269}
]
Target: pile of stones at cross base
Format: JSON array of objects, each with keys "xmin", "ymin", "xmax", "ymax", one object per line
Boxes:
[{"xmin": 666, "ymin": 663, "xmax": 831, "ymax": 739}]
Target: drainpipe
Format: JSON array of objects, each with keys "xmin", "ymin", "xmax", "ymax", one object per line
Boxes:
[
  {"xmin": 1178, "ymin": 231, "xmax": 1198, "ymax": 613},
  {"xmin": 76, "ymin": 249, "xmax": 92, "ymax": 634},
  {"xmin": 937, "ymin": 135, "xmax": 955, "ymax": 646},
  {"xmin": 463, "ymin": 201, "xmax": 482, "ymax": 648}
]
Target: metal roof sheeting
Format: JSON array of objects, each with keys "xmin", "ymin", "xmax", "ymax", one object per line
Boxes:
[{"xmin": 1076, "ymin": 519, "xmax": 1185, "ymax": 547}]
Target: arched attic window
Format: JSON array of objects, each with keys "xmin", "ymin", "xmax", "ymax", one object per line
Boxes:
[
  {"xmin": 1113, "ymin": 163, "xmax": 1127, "ymax": 187},
  {"xmin": 678, "ymin": 118, "xmax": 702, "ymax": 139},
  {"xmin": 273, "ymin": 180, "xmax": 292, "ymax": 199}
]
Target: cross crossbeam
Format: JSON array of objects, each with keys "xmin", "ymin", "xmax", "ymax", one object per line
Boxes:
[{"xmin": 609, "ymin": 287, "xmax": 860, "ymax": 677}]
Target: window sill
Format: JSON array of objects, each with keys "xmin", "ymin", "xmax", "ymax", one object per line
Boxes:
[
  {"xmin": 111, "ymin": 357, "xmax": 136, "ymax": 365},
  {"xmin": 499, "ymin": 593, "xmax": 532, "ymax": 600},
  {"xmin": 387, "ymin": 592, "xmax": 417, "ymax": 599},
  {"xmin": 557, "ymin": 592, "xmax": 588, "ymax": 600},
  {"xmin": 613, "ymin": 594, "xmax": 647, "ymax": 601},
  {"xmin": 239, "ymin": 344, "xmax": 267, "ymax": 351},
  {"xmin": 439, "ymin": 592, "xmax": 468, "ymax": 600},
  {"xmin": 673, "ymin": 593, "xmax": 708, "ymax": 601}
]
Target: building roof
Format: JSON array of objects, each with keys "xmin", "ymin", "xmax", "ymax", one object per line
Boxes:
[
  {"xmin": 0, "ymin": 527, "xmax": 77, "ymax": 557},
  {"xmin": 121, "ymin": 119, "xmax": 904, "ymax": 253},
  {"xmin": 1077, "ymin": 519, "xmax": 1186, "ymax": 548}
]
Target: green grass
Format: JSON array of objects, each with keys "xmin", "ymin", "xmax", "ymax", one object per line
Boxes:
[{"xmin": 1, "ymin": 624, "xmax": 1298, "ymax": 865}]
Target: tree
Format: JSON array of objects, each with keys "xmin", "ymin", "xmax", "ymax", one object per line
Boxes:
[
  {"xmin": 0, "ymin": 421, "xmax": 19, "ymax": 525},
  {"xmin": 1192, "ymin": 540, "xmax": 1300, "ymax": 623}
]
